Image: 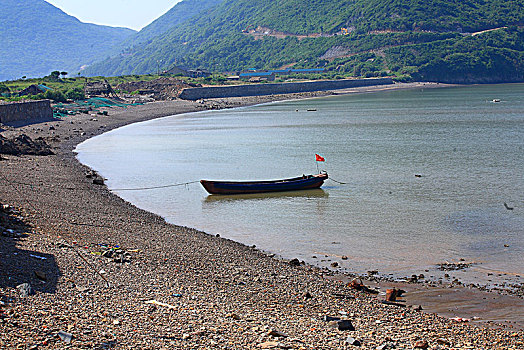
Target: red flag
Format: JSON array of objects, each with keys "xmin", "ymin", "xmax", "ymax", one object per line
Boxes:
[{"xmin": 315, "ymin": 154, "xmax": 325, "ymax": 162}]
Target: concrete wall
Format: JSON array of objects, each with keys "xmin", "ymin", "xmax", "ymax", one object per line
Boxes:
[
  {"xmin": 0, "ymin": 100, "xmax": 53, "ymax": 124},
  {"xmin": 179, "ymin": 78, "xmax": 393, "ymax": 100}
]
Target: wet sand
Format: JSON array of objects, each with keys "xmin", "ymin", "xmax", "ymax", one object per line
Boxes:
[{"xmin": 1, "ymin": 83, "xmax": 522, "ymax": 349}]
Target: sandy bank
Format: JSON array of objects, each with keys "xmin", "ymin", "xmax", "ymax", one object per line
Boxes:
[{"xmin": 1, "ymin": 83, "xmax": 522, "ymax": 349}]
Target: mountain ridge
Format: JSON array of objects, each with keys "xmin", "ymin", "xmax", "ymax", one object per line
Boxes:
[{"xmin": 84, "ymin": 0, "xmax": 524, "ymax": 83}]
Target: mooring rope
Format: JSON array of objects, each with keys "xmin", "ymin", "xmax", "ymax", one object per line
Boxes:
[
  {"xmin": 329, "ymin": 177, "xmax": 347, "ymax": 185},
  {"xmin": 2, "ymin": 178, "xmax": 200, "ymax": 192},
  {"xmin": 111, "ymin": 180, "xmax": 200, "ymax": 191}
]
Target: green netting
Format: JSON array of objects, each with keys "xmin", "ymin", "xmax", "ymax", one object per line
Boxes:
[{"xmin": 53, "ymin": 98, "xmax": 143, "ymax": 118}]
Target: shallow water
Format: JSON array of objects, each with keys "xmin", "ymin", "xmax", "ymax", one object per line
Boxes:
[{"xmin": 76, "ymin": 84, "xmax": 524, "ymax": 288}]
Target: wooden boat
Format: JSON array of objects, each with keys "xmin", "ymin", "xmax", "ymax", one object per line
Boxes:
[{"xmin": 200, "ymin": 173, "xmax": 328, "ymax": 195}]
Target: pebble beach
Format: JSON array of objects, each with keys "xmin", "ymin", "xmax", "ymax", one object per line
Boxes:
[{"xmin": 1, "ymin": 84, "xmax": 523, "ymax": 349}]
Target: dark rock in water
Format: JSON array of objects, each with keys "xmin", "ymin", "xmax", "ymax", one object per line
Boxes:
[
  {"xmin": 346, "ymin": 336, "xmax": 361, "ymax": 346},
  {"xmin": 16, "ymin": 283, "xmax": 34, "ymax": 297},
  {"xmin": 92, "ymin": 178, "xmax": 104, "ymax": 185},
  {"xmin": 85, "ymin": 171, "xmax": 96, "ymax": 178},
  {"xmin": 289, "ymin": 258, "xmax": 301, "ymax": 266},
  {"xmin": 331, "ymin": 262, "xmax": 339, "ymax": 267}
]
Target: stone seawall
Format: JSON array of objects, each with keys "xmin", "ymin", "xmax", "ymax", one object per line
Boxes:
[
  {"xmin": 179, "ymin": 78, "xmax": 393, "ymax": 100},
  {"xmin": 0, "ymin": 100, "xmax": 53, "ymax": 124}
]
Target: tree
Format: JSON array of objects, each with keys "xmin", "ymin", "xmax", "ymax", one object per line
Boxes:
[{"xmin": 45, "ymin": 71, "xmax": 61, "ymax": 82}]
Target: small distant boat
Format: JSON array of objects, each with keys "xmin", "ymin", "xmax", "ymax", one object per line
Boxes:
[
  {"xmin": 492, "ymin": 99, "xmax": 501, "ymax": 103},
  {"xmin": 200, "ymin": 173, "xmax": 328, "ymax": 195}
]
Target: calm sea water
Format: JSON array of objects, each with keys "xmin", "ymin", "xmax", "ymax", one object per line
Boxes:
[{"xmin": 76, "ymin": 84, "xmax": 524, "ymax": 287}]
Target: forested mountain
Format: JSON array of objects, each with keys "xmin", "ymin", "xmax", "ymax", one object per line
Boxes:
[
  {"xmin": 85, "ymin": 0, "xmax": 524, "ymax": 83},
  {"xmin": 0, "ymin": 0, "xmax": 135, "ymax": 80},
  {"xmin": 122, "ymin": 0, "xmax": 222, "ymax": 49}
]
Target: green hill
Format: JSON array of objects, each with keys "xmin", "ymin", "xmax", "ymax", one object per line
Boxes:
[
  {"xmin": 123, "ymin": 0, "xmax": 222, "ymax": 49},
  {"xmin": 0, "ymin": 0, "xmax": 135, "ymax": 81},
  {"xmin": 85, "ymin": 0, "xmax": 524, "ymax": 83}
]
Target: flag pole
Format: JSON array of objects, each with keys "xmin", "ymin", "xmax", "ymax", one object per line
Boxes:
[{"xmin": 315, "ymin": 154, "xmax": 325, "ymax": 174}]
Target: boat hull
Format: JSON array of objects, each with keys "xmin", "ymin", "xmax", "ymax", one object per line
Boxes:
[{"xmin": 200, "ymin": 173, "xmax": 328, "ymax": 195}]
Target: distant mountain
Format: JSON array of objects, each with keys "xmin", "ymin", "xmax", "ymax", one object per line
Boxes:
[
  {"xmin": 85, "ymin": 0, "xmax": 524, "ymax": 83},
  {"xmin": 0, "ymin": 0, "xmax": 135, "ymax": 80}
]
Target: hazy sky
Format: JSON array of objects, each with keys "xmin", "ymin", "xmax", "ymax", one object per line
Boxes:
[{"xmin": 45, "ymin": 0, "xmax": 181, "ymax": 31}]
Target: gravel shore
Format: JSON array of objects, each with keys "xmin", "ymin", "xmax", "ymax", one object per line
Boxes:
[{"xmin": 1, "ymin": 84, "xmax": 522, "ymax": 349}]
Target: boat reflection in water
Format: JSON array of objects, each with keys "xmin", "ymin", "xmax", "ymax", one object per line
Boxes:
[{"xmin": 203, "ymin": 188, "xmax": 328, "ymax": 203}]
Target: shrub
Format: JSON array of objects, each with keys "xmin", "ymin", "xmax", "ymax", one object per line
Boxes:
[
  {"xmin": 393, "ymin": 74, "xmax": 413, "ymax": 83},
  {"xmin": 43, "ymin": 89, "xmax": 66, "ymax": 102},
  {"xmin": 65, "ymin": 87, "xmax": 85, "ymax": 101}
]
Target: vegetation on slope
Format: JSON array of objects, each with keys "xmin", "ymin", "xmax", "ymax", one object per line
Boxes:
[
  {"xmin": 121, "ymin": 0, "xmax": 223, "ymax": 49},
  {"xmin": 84, "ymin": 0, "xmax": 524, "ymax": 83},
  {"xmin": 248, "ymin": 0, "xmax": 524, "ymax": 34}
]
